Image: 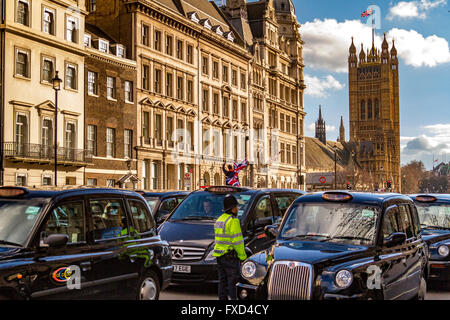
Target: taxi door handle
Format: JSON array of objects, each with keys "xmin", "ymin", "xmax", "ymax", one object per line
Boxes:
[{"xmin": 80, "ymin": 261, "xmax": 91, "ymax": 272}]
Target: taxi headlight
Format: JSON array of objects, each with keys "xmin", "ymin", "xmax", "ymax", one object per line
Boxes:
[
  {"xmin": 437, "ymin": 245, "xmax": 449, "ymax": 257},
  {"xmin": 335, "ymin": 269, "xmax": 353, "ymax": 289},
  {"xmin": 205, "ymin": 249, "xmax": 216, "ymax": 262},
  {"xmin": 241, "ymin": 261, "xmax": 257, "ymax": 278},
  {"xmin": 240, "ymin": 260, "xmax": 267, "ymax": 286}
]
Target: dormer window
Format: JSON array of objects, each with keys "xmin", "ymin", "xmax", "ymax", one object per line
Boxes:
[
  {"xmin": 224, "ymin": 31, "xmax": 235, "ymax": 42},
  {"xmin": 84, "ymin": 33, "xmax": 91, "ymax": 47},
  {"xmin": 116, "ymin": 45, "xmax": 125, "ymax": 58},
  {"xmin": 188, "ymin": 12, "xmax": 199, "ymax": 23},
  {"xmin": 99, "ymin": 39, "xmax": 109, "ymax": 53},
  {"xmin": 213, "ymin": 25, "xmax": 223, "ymax": 36},
  {"xmin": 200, "ymin": 19, "xmax": 211, "ymax": 30}
]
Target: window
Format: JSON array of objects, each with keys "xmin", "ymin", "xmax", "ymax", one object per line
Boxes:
[
  {"xmin": 177, "ymin": 119, "xmax": 184, "ymax": 143},
  {"xmin": 367, "ymin": 99, "xmax": 373, "ymax": 119},
  {"xmin": 232, "ymin": 69, "xmax": 237, "ymax": 86},
  {"xmin": 274, "ymin": 194, "xmax": 299, "ymax": 222},
  {"xmin": 280, "ymin": 143, "xmax": 285, "ymax": 163},
  {"xmin": 232, "ymin": 100, "xmax": 238, "ymax": 120},
  {"xmin": 87, "ymin": 71, "xmax": 98, "ymax": 95},
  {"xmin": 106, "ymin": 76, "xmax": 116, "ymax": 99},
  {"xmin": 212, "ymin": 61, "xmax": 219, "ymax": 79},
  {"xmin": 90, "ymin": 199, "xmax": 127, "ymax": 240},
  {"xmin": 66, "ymin": 16, "xmax": 78, "ymax": 43},
  {"xmin": 154, "ymin": 69, "xmax": 161, "ymax": 93},
  {"xmin": 42, "ymin": 8, "xmax": 55, "ymax": 35},
  {"xmin": 41, "ymin": 118, "xmax": 53, "ymax": 150},
  {"xmin": 280, "ymin": 114, "xmax": 285, "ymax": 131},
  {"xmin": 142, "ymin": 111, "xmax": 150, "ymax": 140},
  {"xmin": 16, "ymin": 0, "xmax": 30, "ymax": 26},
  {"xmin": 398, "ymin": 205, "xmax": 415, "ymax": 239},
  {"xmin": 16, "ymin": 173, "xmax": 27, "ymax": 186},
  {"xmin": 154, "ymin": 30, "xmax": 161, "ymax": 51},
  {"xmin": 213, "ymin": 93, "xmax": 219, "ymax": 115},
  {"xmin": 166, "ymin": 72, "xmax": 173, "ymax": 97},
  {"xmin": 87, "ymin": 124, "xmax": 97, "ymax": 156},
  {"xmin": 383, "ymin": 207, "xmax": 400, "ymax": 242},
  {"xmin": 128, "ymin": 200, "xmax": 155, "ymax": 234},
  {"xmin": 176, "ymin": 76, "xmax": 183, "ymax": 100},
  {"xmin": 151, "ymin": 162, "xmax": 158, "ymax": 189},
  {"xmin": 186, "ymin": 79, "xmax": 193, "ymax": 103},
  {"xmin": 241, "ymin": 102, "xmax": 246, "ymax": 122},
  {"xmin": 223, "ymin": 96, "xmax": 229, "ymax": 117},
  {"xmin": 360, "ymin": 100, "xmax": 365, "ymax": 120},
  {"xmin": 254, "ymin": 196, "xmax": 274, "ymax": 224},
  {"xmin": 176, "ymin": 40, "xmax": 183, "ymax": 60},
  {"xmin": 124, "ymin": 81, "xmax": 133, "ymax": 102},
  {"xmin": 142, "ymin": 24, "xmax": 149, "ymax": 46},
  {"xmin": 41, "ymin": 56, "xmax": 54, "ymax": 83},
  {"xmin": 15, "ymin": 113, "xmax": 28, "ymax": 152},
  {"xmin": 166, "ymin": 117, "xmax": 173, "ymax": 142},
  {"xmin": 44, "ymin": 201, "xmax": 85, "ymax": 243},
  {"xmin": 98, "ymin": 39, "xmax": 109, "ymax": 53},
  {"xmin": 374, "ymin": 99, "xmax": 380, "ymax": 119},
  {"xmin": 187, "ymin": 44, "xmax": 193, "ymax": 64},
  {"xmin": 286, "ymin": 145, "xmax": 291, "ymax": 164},
  {"xmin": 202, "ymin": 89, "xmax": 209, "ymax": 112},
  {"xmin": 142, "ymin": 64, "xmax": 150, "ymax": 90},
  {"xmin": 16, "ymin": 49, "xmax": 30, "ymax": 78},
  {"xmin": 106, "ymin": 179, "xmax": 115, "ymax": 187},
  {"xmin": 240, "ymin": 72, "xmax": 246, "ymax": 89},
  {"xmin": 65, "ymin": 122, "xmax": 76, "ymax": 152},
  {"xmin": 166, "ymin": 35, "xmax": 173, "ymax": 55},
  {"xmin": 89, "ymin": 0, "xmax": 97, "ymax": 12},
  {"xmin": 65, "ymin": 63, "xmax": 77, "ymax": 90},
  {"xmin": 106, "ymin": 128, "xmax": 115, "ymax": 157},
  {"xmin": 124, "ymin": 129, "xmax": 132, "ymax": 158},
  {"xmin": 202, "ymin": 56, "xmax": 209, "ymax": 75},
  {"xmin": 222, "ymin": 65, "xmax": 228, "ymax": 82},
  {"xmin": 187, "ymin": 121, "xmax": 194, "ymax": 149},
  {"xmin": 154, "ymin": 114, "xmax": 162, "ymax": 141},
  {"xmin": 42, "ymin": 175, "xmax": 52, "ymax": 186},
  {"xmin": 286, "ymin": 115, "xmax": 290, "ymax": 133},
  {"xmin": 84, "ymin": 33, "xmax": 91, "ymax": 47},
  {"xmin": 87, "ymin": 178, "xmax": 97, "ymax": 186}
]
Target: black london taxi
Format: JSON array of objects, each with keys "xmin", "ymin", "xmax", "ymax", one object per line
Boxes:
[
  {"xmin": 236, "ymin": 191, "xmax": 428, "ymax": 300},
  {"xmin": 157, "ymin": 186, "xmax": 305, "ymax": 283},
  {"xmin": 410, "ymin": 194, "xmax": 450, "ymax": 283},
  {"xmin": 0, "ymin": 187, "xmax": 172, "ymax": 300},
  {"xmin": 136, "ymin": 191, "xmax": 189, "ymax": 226}
]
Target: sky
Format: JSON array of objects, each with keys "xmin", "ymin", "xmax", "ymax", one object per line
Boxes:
[{"xmin": 291, "ymin": 0, "xmax": 450, "ymax": 169}]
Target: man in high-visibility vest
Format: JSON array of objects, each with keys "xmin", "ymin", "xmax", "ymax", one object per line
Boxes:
[{"xmin": 213, "ymin": 194, "xmax": 247, "ymax": 300}]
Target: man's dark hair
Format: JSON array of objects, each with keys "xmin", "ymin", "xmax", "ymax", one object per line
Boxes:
[{"xmin": 227, "ymin": 164, "xmax": 233, "ymax": 170}]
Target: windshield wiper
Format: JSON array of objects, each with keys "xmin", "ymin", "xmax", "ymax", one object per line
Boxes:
[
  {"xmin": 282, "ymin": 234, "xmax": 331, "ymax": 241},
  {"xmin": 180, "ymin": 215, "xmax": 217, "ymax": 221},
  {"xmin": 0, "ymin": 240, "xmax": 23, "ymax": 247},
  {"xmin": 321, "ymin": 236, "xmax": 372, "ymax": 242}
]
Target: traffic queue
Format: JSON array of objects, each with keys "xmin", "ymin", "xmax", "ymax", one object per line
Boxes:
[{"xmin": 0, "ymin": 185, "xmax": 449, "ymax": 300}]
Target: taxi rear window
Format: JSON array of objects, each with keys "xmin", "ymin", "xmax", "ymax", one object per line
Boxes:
[{"xmin": 0, "ymin": 199, "xmax": 47, "ymax": 246}]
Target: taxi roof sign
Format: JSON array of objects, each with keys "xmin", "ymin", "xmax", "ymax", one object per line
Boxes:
[
  {"xmin": 415, "ymin": 195, "xmax": 437, "ymax": 203},
  {"xmin": 205, "ymin": 186, "xmax": 241, "ymax": 193},
  {"xmin": 322, "ymin": 192, "xmax": 353, "ymax": 202},
  {"xmin": 0, "ymin": 187, "xmax": 29, "ymax": 198}
]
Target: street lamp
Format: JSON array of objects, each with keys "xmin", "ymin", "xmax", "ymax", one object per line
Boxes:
[
  {"xmin": 51, "ymin": 71, "xmax": 62, "ymax": 187},
  {"xmin": 334, "ymin": 146, "xmax": 339, "ymax": 190}
]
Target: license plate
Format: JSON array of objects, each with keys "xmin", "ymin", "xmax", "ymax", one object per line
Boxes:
[{"xmin": 173, "ymin": 265, "xmax": 191, "ymax": 273}]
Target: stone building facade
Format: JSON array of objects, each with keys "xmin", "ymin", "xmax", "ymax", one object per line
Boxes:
[
  {"xmin": 348, "ymin": 34, "xmax": 401, "ymax": 192},
  {"xmin": 0, "ymin": 0, "xmax": 90, "ymax": 187}
]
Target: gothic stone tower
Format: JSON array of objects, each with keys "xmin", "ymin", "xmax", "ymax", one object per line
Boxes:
[
  {"xmin": 348, "ymin": 34, "xmax": 401, "ymax": 191},
  {"xmin": 315, "ymin": 105, "xmax": 326, "ymax": 145}
]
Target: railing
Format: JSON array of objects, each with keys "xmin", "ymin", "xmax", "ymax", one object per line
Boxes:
[{"xmin": 4, "ymin": 142, "xmax": 93, "ymax": 164}]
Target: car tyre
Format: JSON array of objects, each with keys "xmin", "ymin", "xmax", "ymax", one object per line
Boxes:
[
  {"xmin": 137, "ymin": 270, "xmax": 160, "ymax": 300},
  {"xmin": 414, "ymin": 276, "xmax": 427, "ymax": 300}
]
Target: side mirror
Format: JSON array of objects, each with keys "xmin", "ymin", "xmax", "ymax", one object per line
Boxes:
[
  {"xmin": 264, "ymin": 225, "xmax": 279, "ymax": 238},
  {"xmin": 41, "ymin": 234, "xmax": 69, "ymax": 248},
  {"xmin": 384, "ymin": 232, "xmax": 407, "ymax": 248}
]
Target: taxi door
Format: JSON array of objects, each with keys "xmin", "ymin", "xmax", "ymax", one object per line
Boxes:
[
  {"xmin": 244, "ymin": 194, "xmax": 277, "ymax": 254},
  {"xmin": 29, "ymin": 199, "xmax": 94, "ymax": 299}
]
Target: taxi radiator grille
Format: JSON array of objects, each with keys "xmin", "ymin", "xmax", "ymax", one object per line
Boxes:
[
  {"xmin": 171, "ymin": 246, "xmax": 206, "ymax": 261},
  {"xmin": 267, "ymin": 261, "xmax": 313, "ymax": 300}
]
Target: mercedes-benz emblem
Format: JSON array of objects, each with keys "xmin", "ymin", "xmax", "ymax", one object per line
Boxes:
[
  {"xmin": 288, "ymin": 262, "xmax": 296, "ymax": 269},
  {"xmin": 172, "ymin": 248, "xmax": 184, "ymax": 259}
]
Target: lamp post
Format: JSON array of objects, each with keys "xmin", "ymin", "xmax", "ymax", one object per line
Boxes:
[
  {"xmin": 51, "ymin": 71, "xmax": 62, "ymax": 187},
  {"xmin": 334, "ymin": 146, "xmax": 338, "ymax": 190}
]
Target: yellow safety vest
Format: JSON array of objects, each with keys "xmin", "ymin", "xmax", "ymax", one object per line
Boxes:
[{"xmin": 213, "ymin": 213, "xmax": 247, "ymax": 261}]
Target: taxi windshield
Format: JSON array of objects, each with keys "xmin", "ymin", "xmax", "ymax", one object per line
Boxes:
[
  {"xmin": 0, "ymin": 199, "xmax": 47, "ymax": 246},
  {"xmin": 280, "ymin": 203, "xmax": 379, "ymax": 245},
  {"xmin": 169, "ymin": 191, "xmax": 254, "ymax": 221},
  {"xmin": 416, "ymin": 203, "xmax": 450, "ymax": 229}
]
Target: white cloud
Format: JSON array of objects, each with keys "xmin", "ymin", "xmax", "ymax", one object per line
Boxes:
[
  {"xmin": 306, "ymin": 123, "xmax": 336, "ymax": 134},
  {"xmin": 388, "ymin": 0, "xmax": 447, "ymax": 20},
  {"xmin": 304, "ymin": 74, "xmax": 345, "ymax": 97},
  {"xmin": 401, "ymin": 124, "xmax": 450, "ymax": 168},
  {"xmin": 387, "ymin": 28, "xmax": 450, "ymax": 67},
  {"xmin": 299, "ymin": 18, "xmax": 450, "ymax": 72}
]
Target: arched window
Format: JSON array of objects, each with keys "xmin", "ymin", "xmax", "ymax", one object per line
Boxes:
[
  {"xmin": 360, "ymin": 100, "xmax": 365, "ymax": 120},
  {"xmin": 374, "ymin": 99, "xmax": 380, "ymax": 119},
  {"xmin": 367, "ymin": 99, "xmax": 372, "ymax": 119}
]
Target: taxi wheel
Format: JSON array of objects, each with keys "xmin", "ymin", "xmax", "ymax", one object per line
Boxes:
[{"xmin": 137, "ymin": 270, "xmax": 160, "ymax": 300}]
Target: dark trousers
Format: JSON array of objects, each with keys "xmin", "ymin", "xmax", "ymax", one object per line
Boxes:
[{"xmin": 216, "ymin": 255, "xmax": 240, "ymax": 300}]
